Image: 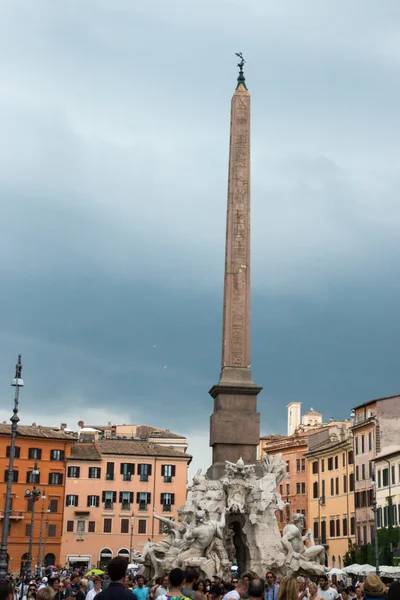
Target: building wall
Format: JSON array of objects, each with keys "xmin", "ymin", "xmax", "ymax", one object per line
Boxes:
[
  {"xmin": 60, "ymin": 453, "xmax": 189, "ymax": 568},
  {"xmin": 307, "ymin": 436, "xmax": 355, "ymax": 568},
  {"xmin": 375, "ymin": 452, "xmax": 400, "ymax": 530},
  {"xmin": 0, "ymin": 433, "xmax": 73, "ymax": 573}
]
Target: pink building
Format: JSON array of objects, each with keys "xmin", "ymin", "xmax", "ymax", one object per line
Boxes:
[{"xmin": 60, "ymin": 437, "xmax": 191, "ymax": 570}]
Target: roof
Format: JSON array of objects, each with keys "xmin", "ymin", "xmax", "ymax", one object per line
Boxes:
[
  {"xmin": 352, "ymin": 394, "xmax": 400, "ymax": 411},
  {"xmin": 97, "ymin": 439, "xmax": 191, "ymax": 460},
  {"xmin": 303, "ymin": 408, "xmax": 322, "ymax": 416},
  {"xmin": 137, "ymin": 425, "xmax": 185, "ymax": 440},
  {"xmin": 70, "ymin": 443, "xmax": 102, "ymax": 461},
  {"xmin": 374, "ymin": 445, "xmax": 400, "ymax": 461},
  {"xmin": 0, "ymin": 424, "xmax": 76, "ymax": 441}
]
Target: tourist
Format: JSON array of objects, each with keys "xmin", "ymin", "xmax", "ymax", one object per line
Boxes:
[
  {"xmin": 308, "ymin": 583, "xmax": 321, "ymax": 600},
  {"xmin": 156, "ymin": 568, "xmax": 190, "ymax": 600},
  {"xmin": 38, "ymin": 580, "xmax": 48, "ymax": 592},
  {"xmin": 361, "ymin": 575, "xmax": 386, "ymax": 600},
  {"xmin": 194, "ymin": 581, "xmax": 206, "ymax": 596},
  {"xmin": 222, "ymin": 580, "xmax": 248, "ymax": 600},
  {"xmin": 277, "ymin": 577, "xmax": 297, "ymax": 600},
  {"xmin": 182, "ymin": 570, "xmax": 199, "ymax": 600},
  {"xmin": 354, "ymin": 588, "xmax": 363, "ymax": 599},
  {"xmin": 386, "ymin": 582, "xmax": 400, "ymax": 599},
  {"xmin": 86, "ymin": 578, "xmax": 102, "ymax": 600},
  {"xmin": 74, "ymin": 579, "xmax": 87, "ymax": 600},
  {"xmin": 49, "ymin": 579, "xmax": 65, "ymax": 600},
  {"xmin": 264, "ymin": 573, "xmax": 279, "ymax": 600},
  {"xmin": 339, "ymin": 588, "xmax": 350, "ymax": 600},
  {"xmin": 36, "ymin": 589, "xmax": 55, "ymax": 600},
  {"xmin": 133, "ymin": 576, "xmax": 149, "ymax": 600},
  {"xmin": 205, "ymin": 582, "xmax": 212, "ymax": 594},
  {"xmin": 297, "ymin": 578, "xmax": 309, "ymax": 599},
  {"xmin": 96, "ymin": 558, "xmax": 132, "ymax": 600},
  {"xmin": 209, "ymin": 586, "xmax": 224, "ymax": 600},
  {"xmin": 248, "ymin": 579, "xmax": 264, "ymax": 600},
  {"xmin": 317, "ymin": 577, "xmax": 339, "ymax": 600},
  {"xmin": 0, "ymin": 581, "xmax": 13, "ymax": 600},
  {"xmin": 24, "ymin": 583, "xmax": 37, "ymax": 600}
]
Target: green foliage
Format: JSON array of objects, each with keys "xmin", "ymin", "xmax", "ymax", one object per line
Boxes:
[{"xmin": 343, "ymin": 528, "xmax": 400, "ymax": 567}]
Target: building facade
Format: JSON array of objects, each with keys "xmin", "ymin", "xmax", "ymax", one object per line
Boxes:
[
  {"xmin": 306, "ymin": 424, "xmax": 355, "ymax": 568},
  {"xmin": 60, "ymin": 437, "xmax": 191, "ymax": 570},
  {"xmin": 352, "ymin": 394, "xmax": 400, "ymax": 546},
  {"xmin": 374, "ymin": 446, "xmax": 400, "ymax": 532},
  {"xmin": 0, "ymin": 424, "xmax": 75, "ymax": 573}
]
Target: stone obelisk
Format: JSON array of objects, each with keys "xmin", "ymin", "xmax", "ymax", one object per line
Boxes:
[{"xmin": 208, "ymin": 55, "xmax": 262, "ymax": 478}]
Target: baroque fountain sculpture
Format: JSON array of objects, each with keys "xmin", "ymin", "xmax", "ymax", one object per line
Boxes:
[{"xmin": 135, "ymin": 454, "xmax": 327, "ymax": 579}]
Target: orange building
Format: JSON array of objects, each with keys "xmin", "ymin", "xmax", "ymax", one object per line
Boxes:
[{"xmin": 0, "ymin": 424, "xmax": 75, "ymax": 573}]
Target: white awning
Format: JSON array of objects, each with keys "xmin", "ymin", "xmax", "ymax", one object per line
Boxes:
[{"xmin": 67, "ymin": 555, "xmax": 91, "ymax": 562}]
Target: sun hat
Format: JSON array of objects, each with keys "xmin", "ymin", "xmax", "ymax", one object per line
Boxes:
[{"xmin": 363, "ymin": 574, "xmax": 386, "ymax": 597}]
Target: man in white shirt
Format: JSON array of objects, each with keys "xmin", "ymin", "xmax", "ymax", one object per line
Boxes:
[
  {"xmin": 222, "ymin": 581, "xmax": 248, "ymax": 600},
  {"xmin": 317, "ymin": 576, "xmax": 339, "ymax": 600}
]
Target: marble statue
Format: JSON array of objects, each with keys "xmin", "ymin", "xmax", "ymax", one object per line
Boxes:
[{"xmin": 139, "ymin": 455, "xmax": 326, "ymax": 579}]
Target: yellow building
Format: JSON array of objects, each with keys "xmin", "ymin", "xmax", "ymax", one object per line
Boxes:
[{"xmin": 306, "ymin": 423, "xmax": 355, "ymax": 569}]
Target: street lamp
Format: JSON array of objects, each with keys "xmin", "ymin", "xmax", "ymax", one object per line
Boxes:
[
  {"xmin": 25, "ymin": 462, "xmax": 42, "ymax": 578},
  {"xmin": 0, "ymin": 355, "xmax": 24, "ymax": 580},
  {"xmin": 371, "ymin": 471, "xmax": 380, "ymax": 576},
  {"xmin": 129, "ymin": 512, "xmax": 135, "ymax": 565},
  {"xmin": 36, "ymin": 491, "xmax": 49, "ymax": 577}
]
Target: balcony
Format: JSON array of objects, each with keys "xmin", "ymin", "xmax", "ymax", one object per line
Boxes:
[
  {"xmin": 121, "ymin": 502, "xmax": 131, "ymax": 511},
  {"xmin": 140, "ymin": 475, "xmax": 149, "ymax": 482},
  {"xmin": 163, "ymin": 476, "xmax": 173, "ymax": 483},
  {"xmin": 104, "ymin": 501, "xmax": 113, "ymax": 510},
  {"xmin": 0, "ymin": 510, "xmax": 24, "ymax": 520},
  {"xmin": 138, "ymin": 502, "xmax": 147, "ymax": 512},
  {"xmin": 122, "ymin": 474, "xmax": 132, "ymax": 482},
  {"xmin": 105, "ymin": 474, "xmax": 115, "ymax": 481},
  {"xmin": 162, "ymin": 504, "xmax": 172, "ymax": 512}
]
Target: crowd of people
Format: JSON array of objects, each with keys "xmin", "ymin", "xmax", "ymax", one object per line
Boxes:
[{"xmin": 0, "ymin": 561, "xmax": 399, "ymax": 600}]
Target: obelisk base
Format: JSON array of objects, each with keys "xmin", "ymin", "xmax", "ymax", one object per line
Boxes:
[{"xmin": 207, "ymin": 380, "xmax": 262, "ymax": 479}]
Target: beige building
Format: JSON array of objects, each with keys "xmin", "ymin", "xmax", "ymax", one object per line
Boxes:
[
  {"xmin": 306, "ymin": 423, "xmax": 355, "ymax": 568},
  {"xmin": 352, "ymin": 394, "xmax": 400, "ymax": 545},
  {"xmin": 374, "ymin": 445, "xmax": 400, "ymax": 530}
]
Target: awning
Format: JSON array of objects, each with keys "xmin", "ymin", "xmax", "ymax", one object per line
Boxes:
[{"xmin": 68, "ymin": 555, "xmax": 91, "ymax": 562}]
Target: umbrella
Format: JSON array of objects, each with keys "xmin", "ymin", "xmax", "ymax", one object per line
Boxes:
[
  {"xmin": 86, "ymin": 569, "xmax": 105, "ymax": 576},
  {"xmin": 344, "ymin": 564, "xmax": 375, "ymax": 576},
  {"xmin": 379, "ymin": 566, "xmax": 400, "ymax": 579},
  {"xmin": 128, "ymin": 564, "xmax": 139, "ymax": 570},
  {"xmin": 327, "ymin": 568, "xmax": 346, "ymax": 576}
]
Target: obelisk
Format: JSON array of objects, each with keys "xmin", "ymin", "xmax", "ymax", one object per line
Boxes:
[{"xmin": 208, "ymin": 55, "xmax": 262, "ymax": 478}]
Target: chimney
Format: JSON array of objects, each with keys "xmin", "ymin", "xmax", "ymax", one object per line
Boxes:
[{"xmin": 60, "ymin": 423, "xmax": 67, "ymax": 431}]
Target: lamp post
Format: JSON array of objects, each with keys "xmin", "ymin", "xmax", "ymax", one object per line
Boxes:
[
  {"xmin": 42, "ymin": 517, "xmax": 49, "ymax": 571},
  {"xmin": 36, "ymin": 490, "xmax": 48, "ymax": 577},
  {"xmin": 371, "ymin": 471, "xmax": 380, "ymax": 576},
  {"xmin": 129, "ymin": 512, "xmax": 135, "ymax": 565},
  {"xmin": 0, "ymin": 355, "xmax": 24, "ymax": 580},
  {"xmin": 25, "ymin": 462, "xmax": 42, "ymax": 578}
]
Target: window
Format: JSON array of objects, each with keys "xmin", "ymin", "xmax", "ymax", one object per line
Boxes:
[
  {"xmin": 361, "ymin": 464, "xmax": 365, "ymax": 480},
  {"xmin": 26, "ymin": 471, "xmax": 40, "ymax": 484},
  {"xmin": 343, "ymin": 518, "xmax": 348, "ymax": 536},
  {"xmin": 161, "ymin": 493, "xmax": 175, "ymax": 511},
  {"xmin": 356, "ymin": 466, "xmax": 359, "ymax": 481},
  {"xmin": 367, "ymin": 489, "xmax": 373, "ymax": 507},
  {"xmin": 313, "ymin": 521, "xmax": 319, "ymax": 540},
  {"xmin": 350, "ymin": 516, "xmax": 355, "ymax": 535},
  {"xmin": 368, "ymin": 432, "xmax": 372, "ymax": 451},
  {"xmin": 301, "ymin": 458, "xmax": 305, "ymax": 471},
  {"xmin": 378, "ymin": 470, "xmax": 382, "ymax": 488},
  {"xmin": 106, "ymin": 462, "xmax": 115, "ymax": 480},
  {"xmin": 296, "ymin": 459, "xmax": 300, "ymax": 471},
  {"xmin": 4, "ymin": 470, "xmax": 18, "ymax": 483},
  {"xmin": 321, "ymin": 521, "xmax": 326, "ymax": 544},
  {"xmin": 322, "ymin": 479, "xmax": 326, "ymax": 500},
  {"xmin": 103, "ymin": 518, "xmax": 112, "ymax": 533},
  {"xmin": 377, "ymin": 508, "xmax": 382, "ymax": 528},
  {"xmin": 321, "ymin": 459, "xmax": 325, "ymax": 472},
  {"xmin": 301, "ymin": 482, "xmax": 306, "ymax": 494},
  {"xmin": 335, "ymin": 477, "xmax": 339, "ymax": 495},
  {"xmin": 335, "ymin": 456, "xmax": 338, "ymax": 470},
  {"xmin": 28, "ymin": 448, "xmax": 41, "ymax": 460},
  {"xmin": 48, "ymin": 473, "xmax": 63, "ymax": 485},
  {"xmin": 49, "ymin": 499, "xmax": 58, "ymax": 513},
  {"xmin": 336, "ymin": 519, "xmax": 340, "ymax": 537},
  {"xmin": 89, "ymin": 467, "xmax": 101, "ymax": 479},
  {"xmin": 137, "ymin": 492, "xmax": 151, "ymax": 510},
  {"xmin": 76, "ymin": 520, "xmax": 86, "ymax": 535},
  {"xmin": 312, "ymin": 461, "xmax": 318, "ymax": 475},
  {"xmin": 349, "ymin": 473, "xmax": 354, "ymax": 492},
  {"xmin": 138, "ymin": 464, "xmax": 152, "ymax": 482},
  {"xmin": 313, "ymin": 482, "xmax": 318, "ymax": 499},
  {"xmin": 87, "ymin": 495, "xmax": 100, "ymax": 508},
  {"xmin": 138, "ymin": 519, "xmax": 147, "ymax": 534},
  {"xmin": 120, "ymin": 491, "xmax": 134, "ymax": 510},
  {"xmin": 361, "ymin": 435, "xmax": 365, "ymax": 453},
  {"xmin": 6, "ymin": 446, "xmax": 20, "ymax": 459},
  {"xmin": 67, "ymin": 466, "xmax": 80, "ymax": 478},
  {"xmin": 363, "ymin": 525, "xmax": 367, "ymax": 543},
  {"xmin": 48, "ymin": 525, "xmax": 56, "ymax": 537},
  {"xmin": 355, "ymin": 437, "xmax": 359, "ymax": 455},
  {"xmin": 50, "ymin": 450, "xmax": 64, "ymax": 461},
  {"xmin": 279, "ymin": 485, "xmax": 283, "ymax": 495},
  {"xmin": 328, "ymin": 458, "xmax": 333, "ymax": 471},
  {"xmin": 102, "ymin": 491, "xmax": 116, "ymax": 509},
  {"xmin": 382, "ymin": 468, "xmax": 389, "ymax": 487},
  {"xmin": 330, "ymin": 479, "xmax": 334, "ymax": 496},
  {"xmin": 66, "ymin": 495, "xmax": 78, "ymax": 507},
  {"xmin": 88, "ymin": 521, "xmax": 96, "ymax": 533},
  {"xmin": 348, "ymin": 450, "xmax": 354, "ymax": 465},
  {"xmin": 121, "ymin": 519, "xmax": 129, "ymax": 534},
  {"xmin": 286, "ymin": 483, "xmax": 290, "ymax": 495},
  {"xmin": 392, "ymin": 465, "xmax": 396, "ymax": 485},
  {"xmin": 361, "ymin": 491, "xmax": 367, "ymax": 507},
  {"xmin": 343, "ymin": 474, "xmax": 347, "ymax": 493},
  {"xmin": 161, "ymin": 465, "xmax": 176, "ymax": 482},
  {"xmin": 286, "ymin": 462, "xmax": 290, "ymax": 473},
  {"xmin": 25, "ymin": 524, "xmax": 31, "ymax": 536},
  {"xmin": 330, "ymin": 520, "xmax": 335, "ymax": 538},
  {"xmin": 296, "ymin": 483, "xmax": 301, "ymax": 494},
  {"xmin": 369, "ymin": 462, "xmax": 373, "ymax": 478},
  {"xmin": 66, "ymin": 521, "xmax": 74, "ymax": 533},
  {"xmin": 120, "ymin": 463, "xmax": 135, "ymax": 481},
  {"xmin": 342, "ymin": 453, "xmax": 346, "ymax": 467}
]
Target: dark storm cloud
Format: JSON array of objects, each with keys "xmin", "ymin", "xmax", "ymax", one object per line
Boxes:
[{"xmin": 1, "ymin": 0, "xmax": 400, "ymax": 471}]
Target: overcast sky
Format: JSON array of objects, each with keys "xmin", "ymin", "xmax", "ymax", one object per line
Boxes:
[{"xmin": 1, "ymin": 1, "xmax": 400, "ymax": 476}]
